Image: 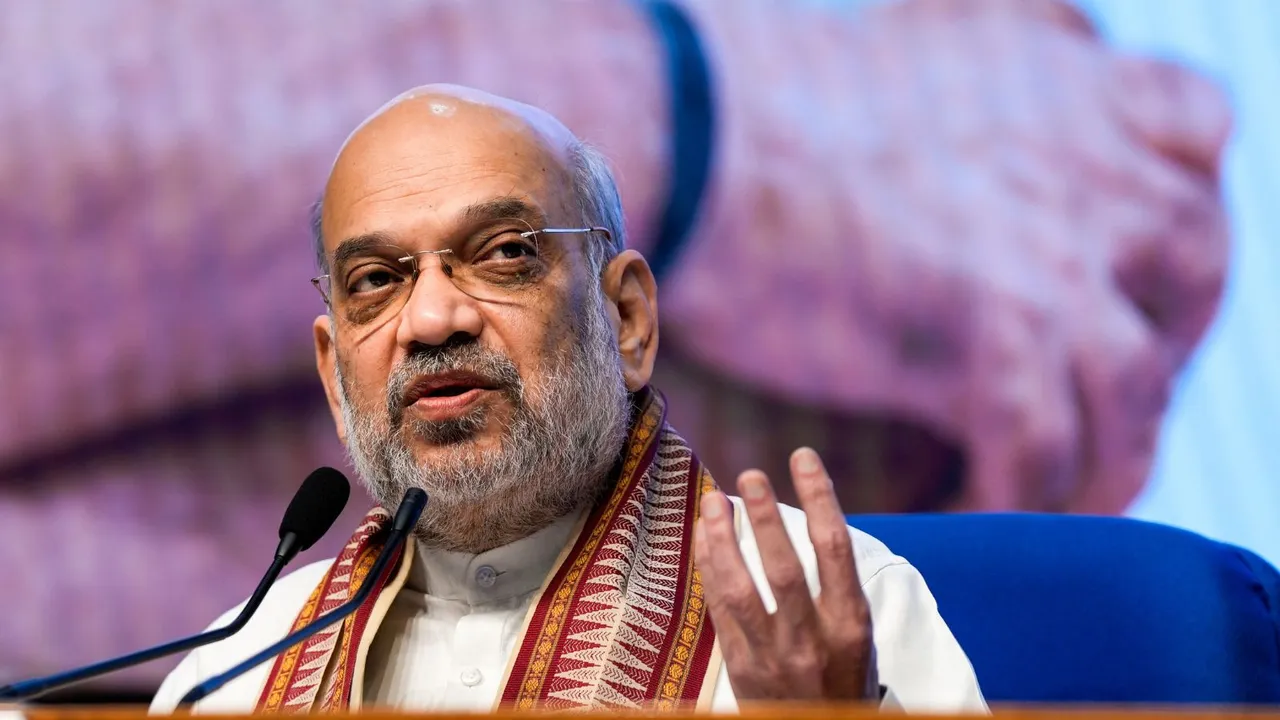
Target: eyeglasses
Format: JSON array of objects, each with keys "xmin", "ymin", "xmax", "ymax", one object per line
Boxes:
[{"xmin": 312, "ymin": 225, "xmax": 611, "ymax": 326}]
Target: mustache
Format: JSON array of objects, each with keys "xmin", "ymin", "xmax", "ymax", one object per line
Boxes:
[{"xmin": 385, "ymin": 338, "xmax": 524, "ymax": 426}]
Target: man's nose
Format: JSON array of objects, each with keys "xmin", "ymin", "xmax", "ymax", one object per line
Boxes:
[{"xmin": 395, "ymin": 258, "xmax": 484, "ymax": 349}]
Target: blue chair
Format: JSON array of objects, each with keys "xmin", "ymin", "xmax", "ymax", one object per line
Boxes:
[{"xmin": 848, "ymin": 513, "xmax": 1280, "ymax": 705}]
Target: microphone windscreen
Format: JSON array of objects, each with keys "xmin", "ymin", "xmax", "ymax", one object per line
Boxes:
[{"xmin": 279, "ymin": 467, "xmax": 351, "ymax": 552}]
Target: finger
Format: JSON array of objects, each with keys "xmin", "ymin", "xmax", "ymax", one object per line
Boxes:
[
  {"xmin": 695, "ymin": 491, "xmax": 771, "ymax": 639},
  {"xmin": 1024, "ymin": 96, "xmax": 1228, "ymax": 369},
  {"xmin": 956, "ymin": 298, "xmax": 1080, "ymax": 511},
  {"xmin": 790, "ymin": 448, "xmax": 863, "ymax": 609},
  {"xmin": 1104, "ymin": 157, "xmax": 1229, "ymax": 366},
  {"xmin": 1108, "ymin": 54, "xmax": 1233, "ymax": 180},
  {"xmin": 692, "ymin": 515, "xmax": 755, "ymax": 674},
  {"xmin": 1068, "ymin": 292, "xmax": 1173, "ymax": 514},
  {"xmin": 737, "ymin": 470, "xmax": 820, "ymax": 638},
  {"xmin": 791, "ymin": 447, "xmax": 876, "ymax": 696}
]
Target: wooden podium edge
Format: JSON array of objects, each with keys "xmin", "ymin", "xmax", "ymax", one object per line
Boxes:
[{"xmin": 8, "ymin": 704, "xmax": 1280, "ymax": 720}]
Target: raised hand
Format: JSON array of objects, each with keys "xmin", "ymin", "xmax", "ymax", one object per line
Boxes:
[{"xmin": 694, "ymin": 447, "xmax": 879, "ymax": 701}]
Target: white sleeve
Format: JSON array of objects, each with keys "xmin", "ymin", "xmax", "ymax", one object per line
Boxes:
[
  {"xmin": 146, "ymin": 600, "xmax": 245, "ymax": 715},
  {"xmin": 144, "ymin": 559, "xmax": 334, "ymax": 715},
  {"xmin": 862, "ymin": 561, "xmax": 988, "ymax": 714},
  {"xmin": 149, "ymin": 648, "xmax": 200, "ymax": 715}
]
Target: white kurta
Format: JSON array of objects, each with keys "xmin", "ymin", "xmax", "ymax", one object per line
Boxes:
[{"xmin": 150, "ymin": 500, "xmax": 987, "ymax": 714}]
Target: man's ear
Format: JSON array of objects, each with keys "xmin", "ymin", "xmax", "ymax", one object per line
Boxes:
[
  {"xmin": 313, "ymin": 315, "xmax": 347, "ymax": 445},
  {"xmin": 601, "ymin": 249, "xmax": 659, "ymax": 392}
]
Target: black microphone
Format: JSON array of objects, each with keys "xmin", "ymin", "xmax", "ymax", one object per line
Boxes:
[
  {"xmin": 0, "ymin": 467, "xmax": 350, "ymax": 701},
  {"xmin": 177, "ymin": 487, "xmax": 428, "ymax": 707},
  {"xmin": 276, "ymin": 467, "xmax": 352, "ymax": 561}
]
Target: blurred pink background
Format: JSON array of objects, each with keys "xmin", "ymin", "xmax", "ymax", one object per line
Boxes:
[{"xmin": 2, "ymin": 0, "xmax": 1276, "ymax": 698}]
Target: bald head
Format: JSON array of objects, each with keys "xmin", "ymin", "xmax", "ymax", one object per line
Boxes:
[
  {"xmin": 312, "ymin": 85, "xmax": 624, "ymax": 276},
  {"xmin": 346, "ymin": 84, "xmax": 579, "ymax": 165}
]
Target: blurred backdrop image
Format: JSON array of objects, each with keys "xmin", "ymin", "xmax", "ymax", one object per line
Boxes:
[{"xmin": 0, "ymin": 0, "xmax": 1276, "ymax": 699}]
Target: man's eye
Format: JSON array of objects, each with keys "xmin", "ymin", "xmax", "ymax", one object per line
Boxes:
[
  {"xmin": 348, "ymin": 266, "xmax": 406, "ymax": 294},
  {"xmin": 485, "ymin": 241, "xmax": 537, "ymax": 261}
]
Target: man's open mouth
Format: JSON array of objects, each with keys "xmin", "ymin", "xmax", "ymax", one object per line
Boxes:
[
  {"xmin": 401, "ymin": 372, "xmax": 498, "ymax": 407},
  {"xmin": 422, "ymin": 385, "xmax": 472, "ymax": 398}
]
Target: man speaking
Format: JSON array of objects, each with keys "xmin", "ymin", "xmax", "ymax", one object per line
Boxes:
[{"xmin": 150, "ymin": 85, "xmax": 985, "ymax": 713}]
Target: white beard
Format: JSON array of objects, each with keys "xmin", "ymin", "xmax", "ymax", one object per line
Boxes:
[{"xmin": 334, "ymin": 281, "xmax": 631, "ymax": 554}]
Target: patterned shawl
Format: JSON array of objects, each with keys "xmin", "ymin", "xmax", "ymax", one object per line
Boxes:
[{"xmin": 253, "ymin": 388, "xmax": 721, "ymax": 712}]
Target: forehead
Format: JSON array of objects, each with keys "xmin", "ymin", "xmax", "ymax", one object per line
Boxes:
[{"xmin": 321, "ymin": 101, "xmax": 574, "ymax": 252}]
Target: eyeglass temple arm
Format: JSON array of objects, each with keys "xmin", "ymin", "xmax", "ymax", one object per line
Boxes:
[{"xmin": 522, "ymin": 226, "xmax": 611, "ymax": 240}]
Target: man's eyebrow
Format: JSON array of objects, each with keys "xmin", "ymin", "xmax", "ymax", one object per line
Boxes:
[
  {"xmin": 327, "ymin": 198, "xmax": 547, "ymax": 271},
  {"xmin": 460, "ymin": 197, "xmax": 547, "ymax": 226},
  {"xmin": 331, "ymin": 231, "xmax": 400, "ymax": 271}
]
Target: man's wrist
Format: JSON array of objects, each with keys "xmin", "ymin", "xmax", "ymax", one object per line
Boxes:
[
  {"xmin": 633, "ymin": 0, "xmax": 717, "ymax": 281},
  {"xmin": 662, "ymin": 0, "xmax": 843, "ymax": 270}
]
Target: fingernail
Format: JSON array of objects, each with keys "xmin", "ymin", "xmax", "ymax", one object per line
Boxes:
[
  {"xmin": 702, "ymin": 494, "xmax": 724, "ymax": 518},
  {"xmin": 743, "ymin": 477, "xmax": 768, "ymax": 501},
  {"xmin": 796, "ymin": 447, "xmax": 821, "ymax": 474}
]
